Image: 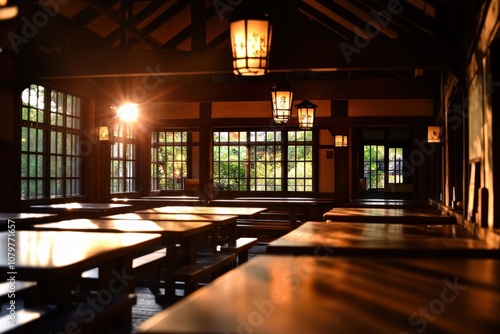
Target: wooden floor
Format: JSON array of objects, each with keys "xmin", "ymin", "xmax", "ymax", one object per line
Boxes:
[{"xmin": 126, "ymin": 243, "xmax": 268, "ymax": 334}]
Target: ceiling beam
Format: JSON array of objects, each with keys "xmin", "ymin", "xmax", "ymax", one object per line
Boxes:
[
  {"xmin": 150, "ymin": 77, "xmax": 440, "ymax": 102},
  {"xmin": 28, "ymin": 38, "xmax": 450, "ymax": 79},
  {"xmin": 79, "ymin": 0, "xmax": 162, "ymax": 49},
  {"xmin": 43, "ymin": 77, "xmax": 438, "ymax": 103}
]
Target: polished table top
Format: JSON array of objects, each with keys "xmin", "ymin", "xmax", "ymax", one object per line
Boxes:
[
  {"xmin": 1, "ymin": 212, "xmax": 58, "ymax": 229},
  {"xmin": 32, "ymin": 218, "xmax": 214, "ymax": 238},
  {"xmin": 137, "ymin": 205, "xmax": 267, "ymax": 218},
  {"xmin": 30, "ymin": 202, "xmax": 132, "ymax": 211},
  {"xmin": 0, "ymin": 230, "xmax": 161, "ymax": 279},
  {"xmin": 323, "ymin": 207, "xmax": 456, "ymax": 224},
  {"xmin": 212, "ymin": 197, "xmax": 322, "ymax": 205},
  {"xmin": 101, "ymin": 212, "xmax": 237, "ymax": 226},
  {"xmin": 266, "ymin": 221, "xmax": 499, "ymax": 257},
  {"xmin": 138, "ymin": 255, "xmax": 500, "ymax": 334},
  {"xmin": 32, "ymin": 219, "xmax": 215, "ymax": 271},
  {"xmin": 344, "ymin": 199, "xmax": 432, "ymax": 208},
  {"xmin": 0, "ymin": 212, "xmax": 58, "ymax": 220}
]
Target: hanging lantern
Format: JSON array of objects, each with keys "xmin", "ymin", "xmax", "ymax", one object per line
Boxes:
[
  {"xmin": 296, "ymin": 100, "xmax": 317, "ymax": 129},
  {"xmin": 271, "ymin": 82, "xmax": 294, "ymax": 124},
  {"xmin": 230, "ymin": 14, "xmax": 272, "ymax": 76},
  {"xmin": 0, "ymin": 0, "xmax": 17, "ymax": 20}
]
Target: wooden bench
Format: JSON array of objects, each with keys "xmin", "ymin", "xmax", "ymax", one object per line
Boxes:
[
  {"xmin": 172, "ymin": 253, "xmax": 236, "ymax": 296},
  {"xmin": 220, "ymin": 237, "xmax": 258, "ymax": 266},
  {"xmin": 80, "ymin": 247, "xmax": 167, "ymax": 294},
  {"xmin": 237, "ymin": 219, "xmax": 290, "ymax": 241}
]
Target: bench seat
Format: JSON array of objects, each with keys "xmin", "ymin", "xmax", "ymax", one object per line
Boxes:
[
  {"xmin": 220, "ymin": 237, "xmax": 258, "ymax": 265},
  {"xmin": 172, "ymin": 253, "xmax": 236, "ymax": 296}
]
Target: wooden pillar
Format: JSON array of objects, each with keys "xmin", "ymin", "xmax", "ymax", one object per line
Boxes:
[
  {"xmin": 198, "ymin": 102, "xmax": 212, "ymax": 202},
  {"xmin": 489, "ymin": 40, "xmax": 500, "ymax": 227}
]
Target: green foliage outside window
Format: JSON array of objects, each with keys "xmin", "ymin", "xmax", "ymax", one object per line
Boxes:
[
  {"xmin": 213, "ymin": 130, "xmax": 313, "ymax": 192},
  {"xmin": 20, "ymin": 85, "xmax": 82, "ymax": 200}
]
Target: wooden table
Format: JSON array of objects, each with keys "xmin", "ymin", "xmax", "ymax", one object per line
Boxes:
[
  {"xmin": 28, "ymin": 202, "xmax": 133, "ymax": 219},
  {"xmin": 137, "ymin": 205, "xmax": 266, "ymax": 219},
  {"xmin": 0, "ymin": 212, "xmax": 58, "ymax": 230},
  {"xmin": 0, "ymin": 230, "xmax": 161, "ymax": 306},
  {"xmin": 266, "ymin": 221, "xmax": 499, "ymax": 257},
  {"xmin": 102, "ymin": 212, "xmax": 238, "ymax": 247},
  {"xmin": 323, "ymin": 207, "xmax": 456, "ymax": 224},
  {"xmin": 32, "ymin": 219, "xmax": 213, "ymax": 267},
  {"xmin": 137, "ymin": 255, "xmax": 500, "ymax": 334},
  {"xmin": 112, "ymin": 196, "xmax": 207, "ymax": 210},
  {"xmin": 32, "ymin": 219, "xmax": 214, "ymax": 300},
  {"xmin": 210, "ymin": 197, "xmax": 331, "ymax": 229},
  {"xmin": 344, "ymin": 199, "xmax": 432, "ymax": 209}
]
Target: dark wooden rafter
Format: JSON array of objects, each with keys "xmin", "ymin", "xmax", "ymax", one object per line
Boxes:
[
  {"xmin": 79, "ymin": 0, "xmax": 162, "ymax": 49},
  {"xmin": 100, "ymin": 0, "xmax": 169, "ymax": 49},
  {"xmin": 330, "ymin": 0, "xmax": 399, "ymax": 38},
  {"xmin": 350, "ymin": 0, "xmax": 436, "ymax": 39},
  {"xmin": 72, "ymin": 5, "xmax": 103, "ymax": 27},
  {"xmin": 299, "ymin": 3, "xmax": 352, "ymax": 39},
  {"xmin": 191, "ymin": 0, "xmax": 206, "ymax": 51},
  {"xmin": 126, "ymin": 1, "xmax": 189, "ymax": 49}
]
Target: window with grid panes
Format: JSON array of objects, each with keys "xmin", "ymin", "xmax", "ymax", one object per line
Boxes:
[
  {"xmin": 110, "ymin": 123, "xmax": 137, "ymax": 193},
  {"xmin": 151, "ymin": 131, "xmax": 188, "ymax": 191},
  {"xmin": 388, "ymin": 147, "xmax": 404, "ymax": 183},
  {"xmin": 363, "ymin": 145, "xmax": 385, "ymax": 189},
  {"xmin": 212, "ymin": 130, "xmax": 313, "ymax": 192},
  {"xmin": 20, "ymin": 85, "xmax": 83, "ymax": 200},
  {"xmin": 287, "ymin": 130, "xmax": 313, "ymax": 191}
]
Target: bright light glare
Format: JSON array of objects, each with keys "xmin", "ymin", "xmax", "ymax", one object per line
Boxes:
[
  {"xmin": 117, "ymin": 103, "xmax": 139, "ymax": 122},
  {"xmin": 0, "ymin": 6, "xmax": 18, "ymax": 20}
]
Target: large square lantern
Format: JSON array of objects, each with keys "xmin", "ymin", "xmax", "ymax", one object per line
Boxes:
[{"xmin": 230, "ymin": 15, "xmax": 272, "ymax": 76}]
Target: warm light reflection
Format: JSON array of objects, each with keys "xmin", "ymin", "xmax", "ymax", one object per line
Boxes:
[
  {"xmin": 50, "ymin": 202, "xmax": 83, "ymax": 209},
  {"xmin": 8, "ymin": 231, "xmax": 160, "ymax": 268}
]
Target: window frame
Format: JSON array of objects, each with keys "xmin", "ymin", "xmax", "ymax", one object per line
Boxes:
[
  {"xmin": 212, "ymin": 129, "xmax": 314, "ymax": 193},
  {"xmin": 110, "ymin": 122, "xmax": 137, "ymax": 194},
  {"xmin": 151, "ymin": 130, "xmax": 190, "ymax": 191},
  {"xmin": 20, "ymin": 84, "xmax": 84, "ymax": 200}
]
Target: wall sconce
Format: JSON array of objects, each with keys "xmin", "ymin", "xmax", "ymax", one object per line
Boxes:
[
  {"xmin": 271, "ymin": 82, "xmax": 294, "ymax": 124},
  {"xmin": 0, "ymin": 0, "xmax": 17, "ymax": 20},
  {"xmin": 296, "ymin": 100, "xmax": 317, "ymax": 129},
  {"xmin": 98, "ymin": 126, "xmax": 110, "ymax": 141},
  {"xmin": 335, "ymin": 135, "xmax": 348, "ymax": 147},
  {"xmin": 230, "ymin": 14, "xmax": 272, "ymax": 76},
  {"xmin": 427, "ymin": 126, "xmax": 442, "ymax": 143}
]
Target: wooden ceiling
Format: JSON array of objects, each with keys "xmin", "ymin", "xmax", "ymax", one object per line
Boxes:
[{"xmin": 1, "ymin": 0, "xmax": 477, "ymax": 102}]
